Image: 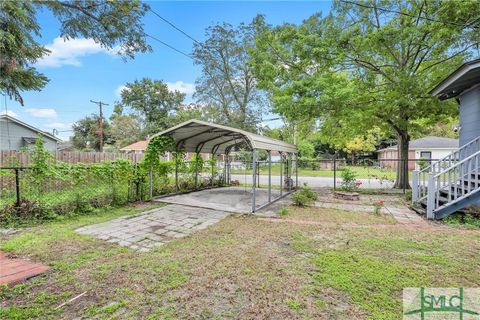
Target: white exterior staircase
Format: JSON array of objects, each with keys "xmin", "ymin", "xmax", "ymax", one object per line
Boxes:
[{"xmin": 412, "ymin": 136, "xmax": 480, "ymax": 219}]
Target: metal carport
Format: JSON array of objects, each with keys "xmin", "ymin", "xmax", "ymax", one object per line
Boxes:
[{"xmin": 148, "ymin": 119, "xmax": 298, "ymax": 212}]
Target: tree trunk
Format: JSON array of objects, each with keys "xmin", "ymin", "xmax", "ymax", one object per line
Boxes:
[{"xmin": 393, "ymin": 131, "xmax": 410, "ymax": 189}]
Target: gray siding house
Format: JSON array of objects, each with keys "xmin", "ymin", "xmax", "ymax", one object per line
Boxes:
[{"xmin": 0, "ymin": 115, "xmax": 60, "ymax": 151}]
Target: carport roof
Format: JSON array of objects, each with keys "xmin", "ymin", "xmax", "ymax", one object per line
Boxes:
[{"xmin": 149, "ymin": 119, "xmax": 297, "ymax": 154}]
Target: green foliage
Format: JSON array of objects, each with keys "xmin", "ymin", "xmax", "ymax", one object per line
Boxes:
[
  {"xmin": 1, "ymin": 0, "xmax": 150, "ymax": 105},
  {"xmin": 1, "ymin": 137, "xmax": 148, "ymax": 226},
  {"xmin": 340, "ymin": 168, "xmax": 357, "ymax": 192},
  {"xmin": 0, "ymin": 1, "xmax": 49, "ymax": 105},
  {"xmin": 71, "ymin": 114, "xmax": 112, "ymax": 151},
  {"xmin": 278, "ymin": 207, "xmax": 289, "ymax": 217},
  {"xmin": 292, "ymin": 184, "xmax": 318, "ymax": 207},
  {"xmin": 30, "ymin": 137, "xmax": 55, "ymax": 190},
  {"xmin": 444, "ymin": 212, "xmax": 480, "ymax": 229},
  {"xmin": 250, "ymin": 1, "xmax": 480, "ymax": 188},
  {"xmin": 143, "ymin": 135, "xmax": 175, "ymax": 168},
  {"xmin": 192, "ymin": 18, "xmax": 267, "ymax": 130},
  {"xmin": 116, "ymin": 78, "xmax": 185, "ymax": 135}
]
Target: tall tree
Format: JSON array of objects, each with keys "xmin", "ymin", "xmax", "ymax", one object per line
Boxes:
[
  {"xmin": 192, "ymin": 18, "xmax": 268, "ymax": 131},
  {"xmin": 71, "ymin": 114, "xmax": 112, "ymax": 151},
  {"xmin": 109, "ymin": 113, "xmax": 142, "ymax": 148},
  {"xmin": 115, "ymin": 78, "xmax": 185, "ymax": 135},
  {"xmin": 250, "ymin": 1, "xmax": 480, "ymax": 188},
  {"xmin": 0, "ymin": 0, "xmax": 150, "ymax": 105}
]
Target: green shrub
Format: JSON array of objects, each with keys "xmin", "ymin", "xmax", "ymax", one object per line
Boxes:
[
  {"xmin": 444, "ymin": 212, "xmax": 480, "ymax": 229},
  {"xmin": 292, "ymin": 184, "xmax": 318, "ymax": 207},
  {"xmin": 278, "ymin": 207, "xmax": 289, "ymax": 216},
  {"xmin": 340, "ymin": 168, "xmax": 357, "ymax": 191}
]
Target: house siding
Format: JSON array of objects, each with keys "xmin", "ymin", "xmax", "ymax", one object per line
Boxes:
[
  {"xmin": 458, "ymin": 86, "xmax": 480, "ymax": 148},
  {"xmin": 377, "ymin": 149, "xmax": 416, "ymax": 170},
  {"xmin": 0, "ymin": 118, "xmax": 57, "ymax": 151}
]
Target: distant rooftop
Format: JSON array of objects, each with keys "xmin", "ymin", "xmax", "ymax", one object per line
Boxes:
[
  {"xmin": 430, "ymin": 58, "xmax": 480, "ymax": 100},
  {"xmin": 120, "ymin": 140, "xmax": 147, "ymax": 151}
]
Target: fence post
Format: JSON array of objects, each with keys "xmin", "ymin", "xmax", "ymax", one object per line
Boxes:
[
  {"xmin": 15, "ymin": 168, "xmax": 21, "ymax": 207},
  {"xmin": 426, "ymin": 172, "xmax": 435, "ymax": 220},
  {"xmin": 412, "ymin": 170, "xmax": 418, "ymax": 203}
]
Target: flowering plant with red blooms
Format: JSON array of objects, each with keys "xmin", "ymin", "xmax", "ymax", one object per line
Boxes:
[
  {"xmin": 355, "ymin": 180, "xmax": 362, "ymax": 189},
  {"xmin": 373, "ymin": 200, "xmax": 384, "ymax": 215}
]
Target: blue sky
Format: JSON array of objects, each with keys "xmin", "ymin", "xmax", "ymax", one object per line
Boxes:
[{"xmin": 3, "ymin": 1, "xmax": 332, "ymax": 141}]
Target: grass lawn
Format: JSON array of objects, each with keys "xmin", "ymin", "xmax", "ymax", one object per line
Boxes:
[
  {"xmin": 231, "ymin": 165, "xmax": 408, "ymax": 180},
  {"xmin": 1, "ymin": 203, "xmax": 478, "ymax": 319}
]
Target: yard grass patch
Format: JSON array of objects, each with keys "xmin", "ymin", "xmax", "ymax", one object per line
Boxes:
[{"xmin": 0, "ymin": 203, "xmax": 478, "ymax": 319}]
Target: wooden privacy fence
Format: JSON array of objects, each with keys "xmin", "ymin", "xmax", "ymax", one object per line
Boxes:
[{"xmin": 0, "ymin": 151, "xmax": 144, "ymax": 166}]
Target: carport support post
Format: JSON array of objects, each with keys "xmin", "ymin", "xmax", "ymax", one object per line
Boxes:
[
  {"xmin": 280, "ymin": 153, "xmax": 283, "ymax": 197},
  {"xmin": 295, "ymin": 153, "xmax": 299, "ymax": 189},
  {"xmin": 194, "ymin": 152, "xmax": 199, "ymax": 189},
  {"xmin": 223, "ymin": 154, "xmax": 227, "ymax": 186},
  {"xmin": 288, "ymin": 153, "xmax": 292, "ymax": 192},
  {"xmin": 252, "ymin": 149, "xmax": 257, "ymax": 213},
  {"xmin": 175, "ymin": 153, "xmax": 179, "ymax": 193},
  {"xmin": 268, "ymin": 150, "xmax": 272, "ymax": 202},
  {"xmin": 211, "ymin": 153, "xmax": 214, "ymax": 187}
]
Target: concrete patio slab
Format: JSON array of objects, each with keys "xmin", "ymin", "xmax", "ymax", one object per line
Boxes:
[
  {"xmin": 155, "ymin": 186, "xmax": 287, "ymax": 214},
  {"xmin": 76, "ymin": 204, "xmax": 231, "ymax": 252}
]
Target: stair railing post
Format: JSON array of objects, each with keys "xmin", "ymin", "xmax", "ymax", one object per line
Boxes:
[
  {"xmin": 412, "ymin": 170, "xmax": 418, "ymax": 203},
  {"xmin": 427, "ymin": 172, "xmax": 435, "ymax": 220}
]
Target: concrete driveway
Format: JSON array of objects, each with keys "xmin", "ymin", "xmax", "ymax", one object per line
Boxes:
[{"xmin": 231, "ymin": 174, "xmax": 396, "ymax": 189}]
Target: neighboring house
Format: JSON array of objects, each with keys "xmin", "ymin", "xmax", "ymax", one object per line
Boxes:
[
  {"xmin": 377, "ymin": 136, "xmax": 459, "ymax": 170},
  {"xmin": 0, "ymin": 115, "xmax": 60, "ymax": 151}
]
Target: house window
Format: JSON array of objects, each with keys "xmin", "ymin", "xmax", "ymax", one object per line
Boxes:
[{"xmin": 419, "ymin": 151, "xmax": 432, "ymax": 160}]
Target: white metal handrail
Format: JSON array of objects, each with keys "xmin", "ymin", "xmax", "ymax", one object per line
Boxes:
[
  {"xmin": 419, "ymin": 136, "xmax": 480, "ymax": 175},
  {"xmin": 413, "ymin": 136, "xmax": 480, "ymax": 205},
  {"xmin": 426, "ymin": 150, "xmax": 480, "ymax": 219}
]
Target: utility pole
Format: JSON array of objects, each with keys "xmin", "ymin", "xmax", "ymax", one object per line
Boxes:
[{"xmin": 90, "ymin": 100, "xmax": 109, "ymax": 152}]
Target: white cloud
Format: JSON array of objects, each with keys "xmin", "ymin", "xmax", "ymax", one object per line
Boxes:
[
  {"xmin": 25, "ymin": 108, "xmax": 57, "ymax": 118},
  {"xmin": 166, "ymin": 81, "xmax": 195, "ymax": 94},
  {"xmin": 115, "ymin": 85, "xmax": 129, "ymax": 97},
  {"xmin": 36, "ymin": 37, "xmax": 115, "ymax": 68},
  {"xmin": 44, "ymin": 122, "xmax": 71, "ymax": 129},
  {"xmin": 0, "ymin": 110, "xmax": 18, "ymax": 117}
]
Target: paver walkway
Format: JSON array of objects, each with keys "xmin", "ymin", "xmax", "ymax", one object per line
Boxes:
[
  {"xmin": 315, "ymin": 201, "xmax": 428, "ymax": 226},
  {"xmin": 0, "ymin": 252, "xmax": 49, "ymax": 286},
  {"xmin": 76, "ymin": 204, "xmax": 230, "ymax": 252}
]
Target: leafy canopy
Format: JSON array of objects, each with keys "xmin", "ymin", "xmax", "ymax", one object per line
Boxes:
[
  {"xmin": 192, "ymin": 17, "xmax": 269, "ymax": 131},
  {"xmin": 250, "ymin": 0, "xmax": 480, "ymax": 187},
  {"xmin": 115, "ymin": 78, "xmax": 185, "ymax": 135},
  {"xmin": 0, "ymin": 0, "xmax": 151, "ymax": 105}
]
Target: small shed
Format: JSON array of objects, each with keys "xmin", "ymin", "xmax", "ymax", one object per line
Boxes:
[
  {"xmin": 148, "ymin": 119, "xmax": 298, "ymax": 212},
  {"xmin": 0, "ymin": 115, "xmax": 60, "ymax": 151}
]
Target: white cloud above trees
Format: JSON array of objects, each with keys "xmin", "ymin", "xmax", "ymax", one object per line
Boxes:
[{"xmin": 36, "ymin": 37, "xmax": 116, "ymax": 68}]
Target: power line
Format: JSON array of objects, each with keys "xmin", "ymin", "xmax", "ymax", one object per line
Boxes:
[
  {"xmin": 149, "ymin": 8, "xmax": 201, "ymax": 45},
  {"xmin": 145, "ymin": 33, "xmax": 193, "ymax": 59}
]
